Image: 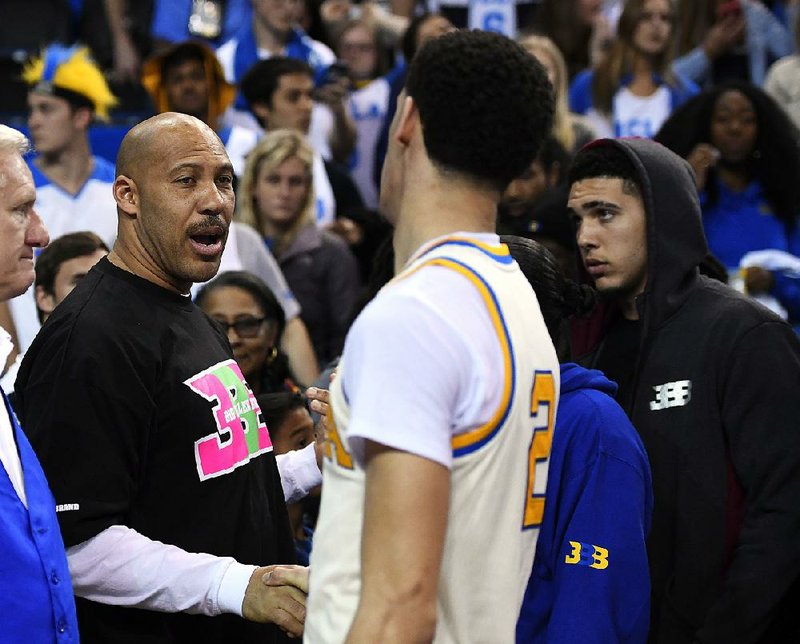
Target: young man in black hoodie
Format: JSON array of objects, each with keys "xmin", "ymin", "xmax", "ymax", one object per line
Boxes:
[{"xmin": 567, "ymin": 137, "xmax": 800, "ymax": 643}]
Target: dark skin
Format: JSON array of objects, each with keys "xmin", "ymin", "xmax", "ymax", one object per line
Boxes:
[{"xmin": 686, "ymin": 91, "xmax": 775, "ymax": 296}]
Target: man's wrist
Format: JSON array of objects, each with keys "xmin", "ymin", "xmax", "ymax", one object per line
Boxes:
[{"xmin": 218, "ymin": 562, "xmax": 259, "ymax": 616}]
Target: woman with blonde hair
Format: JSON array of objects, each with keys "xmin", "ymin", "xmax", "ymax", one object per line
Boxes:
[
  {"xmin": 238, "ymin": 129, "xmax": 361, "ymax": 365},
  {"xmin": 520, "ymin": 34, "xmax": 597, "ymax": 153},
  {"xmin": 568, "ymin": 0, "xmax": 697, "ymax": 139}
]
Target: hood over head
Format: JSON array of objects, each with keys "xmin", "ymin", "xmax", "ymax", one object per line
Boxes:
[
  {"xmin": 141, "ymin": 41, "xmax": 236, "ymax": 130},
  {"xmin": 571, "ymin": 138, "xmax": 709, "ymax": 355}
]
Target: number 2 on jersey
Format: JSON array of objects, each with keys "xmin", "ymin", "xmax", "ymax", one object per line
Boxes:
[{"xmin": 522, "ymin": 371, "xmax": 555, "ymax": 529}]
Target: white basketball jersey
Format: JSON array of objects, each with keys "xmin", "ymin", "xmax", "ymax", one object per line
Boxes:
[{"xmin": 306, "ymin": 236, "xmax": 559, "ymax": 643}]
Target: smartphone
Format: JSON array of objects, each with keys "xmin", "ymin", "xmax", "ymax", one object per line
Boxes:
[
  {"xmin": 717, "ymin": 0, "xmax": 742, "ymax": 21},
  {"xmin": 319, "ymin": 62, "xmax": 351, "ymax": 87}
]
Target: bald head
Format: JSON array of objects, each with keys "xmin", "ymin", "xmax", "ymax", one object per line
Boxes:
[
  {"xmin": 116, "ymin": 112, "xmax": 222, "ymax": 181},
  {"xmin": 110, "ymin": 111, "xmax": 234, "ymax": 294}
]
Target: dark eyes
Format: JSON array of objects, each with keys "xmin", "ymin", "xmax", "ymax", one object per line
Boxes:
[{"xmin": 176, "ymin": 175, "xmax": 234, "ymax": 186}]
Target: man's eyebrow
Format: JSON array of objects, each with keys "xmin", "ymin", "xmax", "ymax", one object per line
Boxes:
[
  {"xmin": 217, "ymin": 162, "xmax": 234, "ymax": 176},
  {"xmin": 169, "ymin": 162, "xmax": 201, "ymax": 174},
  {"xmin": 571, "ymin": 200, "xmax": 621, "ymax": 212},
  {"xmin": 169, "ymin": 161, "xmax": 235, "ymax": 175}
]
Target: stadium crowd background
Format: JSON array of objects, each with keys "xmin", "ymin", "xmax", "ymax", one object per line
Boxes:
[
  {"xmin": 4, "ymin": 0, "xmax": 800, "ymax": 372},
  {"xmin": 3, "ymin": 1, "xmax": 800, "ymax": 641}
]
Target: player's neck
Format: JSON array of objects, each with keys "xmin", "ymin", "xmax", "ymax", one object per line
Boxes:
[
  {"xmin": 35, "ymin": 137, "xmax": 93, "ymax": 195},
  {"xmin": 393, "ymin": 177, "xmax": 499, "ymax": 273}
]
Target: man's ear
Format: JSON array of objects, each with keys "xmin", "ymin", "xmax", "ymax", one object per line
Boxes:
[
  {"xmin": 251, "ymin": 103, "xmax": 271, "ymax": 130},
  {"xmin": 113, "ymin": 175, "xmax": 139, "ymax": 217},
  {"xmin": 73, "ymin": 106, "xmax": 92, "ymax": 131},
  {"xmin": 394, "ymin": 95, "xmax": 418, "ymax": 147},
  {"xmin": 35, "ymin": 285, "xmax": 55, "ymax": 317}
]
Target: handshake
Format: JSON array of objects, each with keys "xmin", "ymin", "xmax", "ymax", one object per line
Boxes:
[{"xmin": 243, "ymin": 564, "xmax": 310, "ymax": 638}]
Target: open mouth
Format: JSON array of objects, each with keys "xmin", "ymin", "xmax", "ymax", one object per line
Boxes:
[{"xmin": 189, "ymin": 226, "xmax": 226, "ymax": 259}]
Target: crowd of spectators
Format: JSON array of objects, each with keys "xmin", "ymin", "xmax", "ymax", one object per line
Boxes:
[
  {"xmin": 3, "ymin": 1, "xmax": 798, "ymax": 353},
  {"xmin": 3, "ymin": 0, "xmax": 800, "ymax": 641}
]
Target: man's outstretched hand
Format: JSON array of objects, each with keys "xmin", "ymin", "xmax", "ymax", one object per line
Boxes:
[{"xmin": 242, "ymin": 565, "xmax": 310, "ymax": 638}]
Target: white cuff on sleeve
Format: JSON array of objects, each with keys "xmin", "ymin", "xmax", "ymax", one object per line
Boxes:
[
  {"xmin": 276, "ymin": 443, "xmax": 323, "ymax": 504},
  {"xmin": 217, "ymin": 561, "xmax": 259, "ymax": 616}
]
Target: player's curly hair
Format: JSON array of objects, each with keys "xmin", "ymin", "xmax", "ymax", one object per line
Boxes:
[{"xmin": 405, "ymin": 30, "xmax": 554, "ymax": 193}]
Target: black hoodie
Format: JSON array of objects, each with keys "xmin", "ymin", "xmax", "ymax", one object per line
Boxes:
[{"xmin": 575, "ymin": 139, "xmax": 800, "ymax": 644}]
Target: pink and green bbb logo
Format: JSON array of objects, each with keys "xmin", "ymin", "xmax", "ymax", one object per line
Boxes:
[{"xmin": 185, "ymin": 359, "xmax": 272, "ymax": 481}]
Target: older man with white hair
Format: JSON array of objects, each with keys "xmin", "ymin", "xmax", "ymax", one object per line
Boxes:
[{"xmin": 0, "ymin": 124, "xmax": 78, "ymax": 641}]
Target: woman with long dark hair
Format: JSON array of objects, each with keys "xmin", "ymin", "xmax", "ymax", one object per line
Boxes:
[{"xmin": 655, "ymin": 81, "xmax": 800, "ymax": 320}]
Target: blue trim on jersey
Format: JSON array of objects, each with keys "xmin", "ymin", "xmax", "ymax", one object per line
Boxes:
[
  {"xmin": 27, "ymin": 155, "xmax": 115, "ymax": 198},
  {"xmin": 420, "ymin": 239, "xmax": 514, "ymax": 265},
  {"xmin": 433, "ymin": 256, "xmax": 515, "ymax": 458}
]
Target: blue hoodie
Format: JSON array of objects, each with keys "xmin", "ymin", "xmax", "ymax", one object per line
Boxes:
[{"xmin": 517, "ymin": 363, "xmax": 653, "ymax": 644}]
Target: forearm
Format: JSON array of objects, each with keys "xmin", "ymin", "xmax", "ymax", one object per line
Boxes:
[
  {"xmin": 103, "ymin": 0, "xmax": 136, "ymax": 51},
  {"xmin": 67, "ymin": 525, "xmax": 256, "ymax": 616},
  {"xmin": 672, "ymin": 47, "xmax": 710, "ymax": 85},
  {"xmin": 328, "ymin": 107, "xmax": 357, "ymax": 166},
  {"xmin": 346, "ymin": 442, "xmax": 448, "ymax": 643},
  {"xmin": 281, "ymin": 317, "xmax": 320, "ymax": 386},
  {"xmin": 368, "ymin": 3, "xmax": 410, "ymax": 44}
]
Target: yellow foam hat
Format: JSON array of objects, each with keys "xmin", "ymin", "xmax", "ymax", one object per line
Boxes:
[{"xmin": 23, "ymin": 45, "xmax": 117, "ymax": 121}]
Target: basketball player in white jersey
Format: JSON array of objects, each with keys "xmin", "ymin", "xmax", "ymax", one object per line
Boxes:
[{"xmin": 305, "ymin": 30, "xmax": 557, "ymax": 642}]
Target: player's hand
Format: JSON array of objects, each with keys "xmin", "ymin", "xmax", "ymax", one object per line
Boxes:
[
  {"xmin": 744, "ymin": 266, "xmax": 775, "ymax": 295},
  {"xmin": 686, "ymin": 143, "xmax": 719, "ymax": 191},
  {"xmin": 307, "ymin": 386, "xmax": 330, "ymax": 469},
  {"xmin": 307, "ymin": 386, "xmax": 331, "ymax": 421},
  {"xmin": 241, "ymin": 565, "xmax": 307, "ymax": 637},
  {"xmin": 262, "ymin": 564, "xmax": 310, "ymax": 594}
]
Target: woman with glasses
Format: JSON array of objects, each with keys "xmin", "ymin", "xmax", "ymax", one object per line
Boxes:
[
  {"xmin": 196, "ymin": 270, "xmax": 297, "ymax": 394},
  {"xmin": 238, "ymin": 129, "xmax": 361, "ymax": 366}
]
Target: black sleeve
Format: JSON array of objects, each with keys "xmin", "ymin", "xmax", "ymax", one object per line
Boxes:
[
  {"xmin": 697, "ymin": 321, "xmax": 800, "ymax": 642},
  {"xmin": 18, "ymin": 327, "xmax": 155, "ymax": 547},
  {"xmin": 324, "ymin": 159, "xmax": 364, "ymax": 221}
]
